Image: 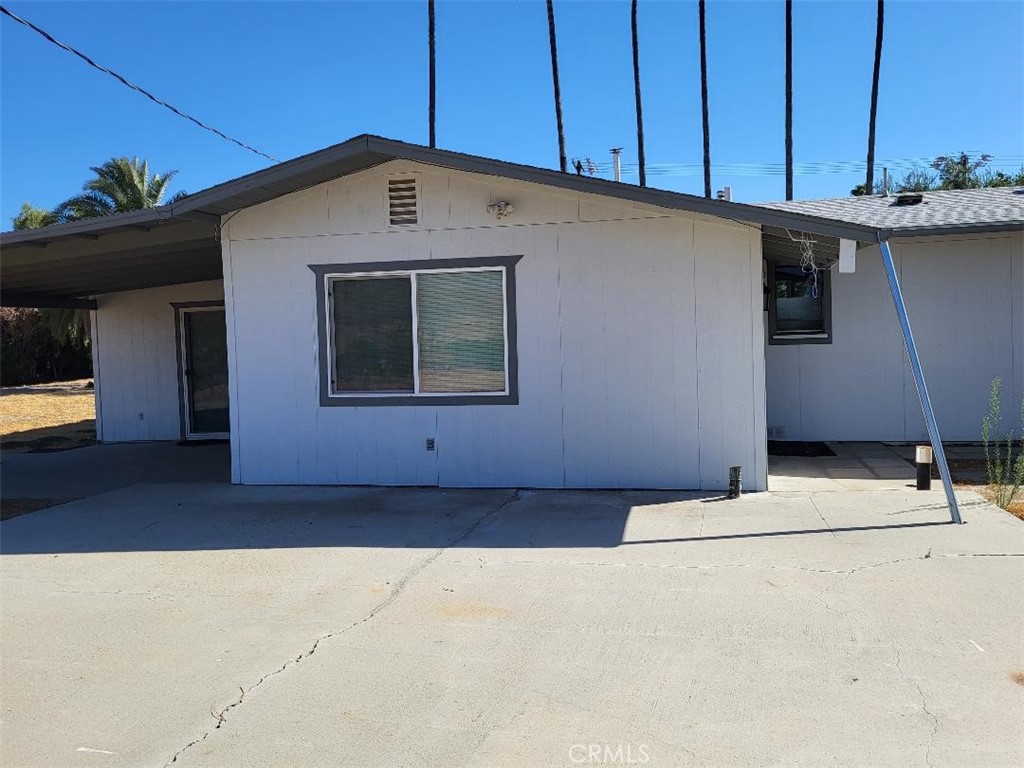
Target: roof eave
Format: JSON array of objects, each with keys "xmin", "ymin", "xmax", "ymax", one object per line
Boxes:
[
  {"xmin": 0, "ymin": 205, "xmax": 177, "ymax": 246},
  {"xmin": 2, "ymin": 134, "xmax": 882, "ymax": 246},
  {"xmin": 888, "ymin": 222, "xmax": 1024, "ymax": 238}
]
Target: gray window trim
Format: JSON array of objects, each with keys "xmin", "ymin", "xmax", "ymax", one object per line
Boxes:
[
  {"xmin": 309, "ymin": 255, "xmax": 522, "ymax": 407},
  {"xmin": 171, "ymin": 300, "xmax": 227, "ymax": 440},
  {"xmin": 766, "ymin": 261, "xmax": 833, "ymax": 345}
]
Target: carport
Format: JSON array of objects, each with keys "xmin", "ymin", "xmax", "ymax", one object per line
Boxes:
[{"xmin": 0, "ymin": 137, "xmax": 966, "ymax": 521}]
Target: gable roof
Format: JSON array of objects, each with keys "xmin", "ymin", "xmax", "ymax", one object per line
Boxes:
[
  {"xmin": 6, "ymin": 135, "xmax": 1017, "ymax": 306},
  {"xmin": 2, "ymin": 134, "xmax": 883, "ymax": 249},
  {"xmin": 755, "ymin": 186, "xmax": 1024, "ymax": 237},
  {"xmin": 3, "ymin": 135, "xmax": 887, "ymax": 306}
]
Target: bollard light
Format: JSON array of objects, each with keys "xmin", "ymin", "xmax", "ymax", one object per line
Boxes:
[{"xmin": 915, "ymin": 445, "xmax": 933, "ymax": 491}]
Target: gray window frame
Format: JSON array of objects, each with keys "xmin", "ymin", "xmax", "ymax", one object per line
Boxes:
[
  {"xmin": 310, "ymin": 255, "xmax": 522, "ymax": 406},
  {"xmin": 766, "ymin": 261, "xmax": 833, "ymax": 345}
]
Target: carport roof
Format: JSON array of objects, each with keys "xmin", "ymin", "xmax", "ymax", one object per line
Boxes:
[{"xmin": 3, "ymin": 134, "xmax": 887, "ymax": 307}]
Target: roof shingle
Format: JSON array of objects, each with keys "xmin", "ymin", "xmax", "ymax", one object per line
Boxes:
[{"xmin": 755, "ymin": 186, "xmax": 1024, "ymax": 236}]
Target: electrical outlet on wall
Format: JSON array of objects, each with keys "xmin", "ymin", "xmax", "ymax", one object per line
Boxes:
[
  {"xmin": 137, "ymin": 412, "xmax": 145, "ymax": 421},
  {"xmin": 425, "ymin": 438, "xmax": 436, "ymax": 452}
]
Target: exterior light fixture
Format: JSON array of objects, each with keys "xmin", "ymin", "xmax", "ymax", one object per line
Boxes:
[{"xmin": 486, "ymin": 201, "xmax": 514, "ymax": 219}]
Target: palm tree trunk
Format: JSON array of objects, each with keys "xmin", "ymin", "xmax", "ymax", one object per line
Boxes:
[
  {"xmin": 699, "ymin": 0, "xmax": 711, "ymax": 198},
  {"xmin": 632, "ymin": 0, "xmax": 646, "ymax": 187},
  {"xmin": 546, "ymin": 0, "xmax": 567, "ymax": 173},
  {"xmin": 865, "ymin": 0, "xmax": 884, "ymax": 193},
  {"xmin": 428, "ymin": 0, "xmax": 436, "ymax": 148},
  {"xmin": 785, "ymin": 0, "xmax": 793, "ymax": 200}
]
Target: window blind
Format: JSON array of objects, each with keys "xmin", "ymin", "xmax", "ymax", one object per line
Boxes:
[
  {"xmin": 416, "ymin": 270, "xmax": 506, "ymax": 393},
  {"xmin": 332, "ymin": 277, "xmax": 414, "ymax": 392}
]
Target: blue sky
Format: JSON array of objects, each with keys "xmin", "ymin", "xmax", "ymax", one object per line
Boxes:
[{"xmin": 2, "ymin": 0, "xmax": 1022, "ymax": 225}]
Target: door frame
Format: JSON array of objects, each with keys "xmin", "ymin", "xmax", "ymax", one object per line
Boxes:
[{"xmin": 172, "ymin": 301, "xmax": 229, "ymax": 441}]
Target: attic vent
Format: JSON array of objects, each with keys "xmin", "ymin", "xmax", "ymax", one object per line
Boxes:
[
  {"xmin": 388, "ymin": 178, "xmax": 419, "ymax": 226},
  {"xmin": 894, "ymin": 192, "xmax": 924, "ymax": 206}
]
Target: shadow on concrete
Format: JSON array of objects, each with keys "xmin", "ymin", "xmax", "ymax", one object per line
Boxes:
[
  {"xmin": 0, "ymin": 487, "xmax": 717, "ymax": 555},
  {"xmin": 622, "ymin": 520, "xmax": 952, "ymax": 546},
  {"xmin": 1, "ymin": 442, "xmax": 229, "ymax": 500}
]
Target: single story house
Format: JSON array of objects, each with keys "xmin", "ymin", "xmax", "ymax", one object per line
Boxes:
[{"xmin": 2, "ymin": 136, "xmax": 1021, "ymax": 492}]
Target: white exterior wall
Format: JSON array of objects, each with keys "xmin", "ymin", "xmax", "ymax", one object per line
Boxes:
[
  {"xmin": 223, "ymin": 161, "xmax": 766, "ymax": 490},
  {"xmin": 92, "ymin": 281, "xmax": 223, "ymax": 442},
  {"xmin": 766, "ymin": 232, "xmax": 1024, "ymax": 442}
]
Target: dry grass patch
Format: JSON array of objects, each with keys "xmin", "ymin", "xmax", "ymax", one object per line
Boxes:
[
  {"xmin": 974, "ymin": 486, "xmax": 1024, "ymax": 521},
  {"xmin": 0, "ymin": 380, "xmax": 95, "ymax": 452}
]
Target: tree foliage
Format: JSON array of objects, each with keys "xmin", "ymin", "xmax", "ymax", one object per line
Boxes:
[
  {"xmin": 12, "ymin": 202, "xmax": 58, "ymax": 230},
  {"xmin": 12, "ymin": 156, "xmax": 180, "ymax": 229},
  {"xmin": 7, "ymin": 156, "xmax": 181, "ymax": 379},
  {"xmin": 852, "ymin": 152, "xmax": 1024, "ymax": 196},
  {"xmin": 53, "ymin": 157, "xmax": 178, "ymax": 223},
  {"xmin": 0, "ymin": 307, "xmax": 91, "ymax": 386}
]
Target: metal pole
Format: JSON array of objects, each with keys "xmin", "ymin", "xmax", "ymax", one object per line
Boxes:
[
  {"xmin": 879, "ymin": 240, "xmax": 962, "ymax": 524},
  {"xmin": 428, "ymin": 0, "xmax": 436, "ymax": 148}
]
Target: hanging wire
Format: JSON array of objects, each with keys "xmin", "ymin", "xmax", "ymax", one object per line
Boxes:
[
  {"xmin": 784, "ymin": 229, "xmax": 841, "ymax": 299},
  {"xmin": 0, "ymin": 4, "xmax": 278, "ymax": 163}
]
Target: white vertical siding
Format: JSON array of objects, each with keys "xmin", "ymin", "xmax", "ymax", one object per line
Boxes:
[
  {"xmin": 92, "ymin": 281, "xmax": 223, "ymax": 442},
  {"xmin": 765, "ymin": 232, "xmax": 1024, "ymax": 442},
  {"xmin": 558, "ymin": 218, "xmax": 702, "ymax": 488},
  {"xmin": 223, "ymin": 161, "xmax": 767, "ymax": 490},
  {"xmin": 694, "ymin": 222, "xmax": 767, "ymax": 490}
]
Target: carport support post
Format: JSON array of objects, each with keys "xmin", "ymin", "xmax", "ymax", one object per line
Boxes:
[{"xmin": 879, "ymin": 240, "xmax": 962, "ymax": 524}]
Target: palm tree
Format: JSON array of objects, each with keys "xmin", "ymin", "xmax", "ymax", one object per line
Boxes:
[
  {"xmin": 865, "ymin": 0, "xmax": 885, "ymax": 193},
  {"xmin": 698, "ymin": 0, "xmax": 711, "ymax": 198},
  {"xmin": 25, "ymin": 157, "xmax": 180, "ymax": 346},
  {"xmin": 631, "ymin": 0, "xmax": 646, "ymax": 187},
  {"xmin": 785, "ymin": 0, "xmax": 793, "ymax": 200},
  {"xmin": 12, "ymin": 202, "xmax": 57, "ymax": 230},
  {"xmin": 54, "ymin": 157, "xmax": 178, "ymax": 223},
  {"xmin": 428, "ymin": 0, "xmax": 436, "ymax": 148},
  {"xmin": 546, "ymin": 0, "xmax": 567, "ymax": 173}
]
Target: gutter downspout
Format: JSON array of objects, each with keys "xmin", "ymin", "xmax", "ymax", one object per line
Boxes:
[{"xmin": 879, "ymin": 239, "xmax": 962, "ymax": 524}]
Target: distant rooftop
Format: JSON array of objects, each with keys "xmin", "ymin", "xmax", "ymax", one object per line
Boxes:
[{"xmin": 756, "ymin": 186, "xmax": 1024, "ymax": 237}]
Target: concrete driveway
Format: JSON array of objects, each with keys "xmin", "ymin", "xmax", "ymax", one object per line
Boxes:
[{"xmin": 2, "ymin": 479, "xmax": 1022, "ymax": 767}]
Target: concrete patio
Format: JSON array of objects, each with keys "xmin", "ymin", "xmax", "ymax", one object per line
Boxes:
[
  {"xmin": 1, "ymin": 464, "xmax": 1022, "ymax": 767},
  {"xmin": 768, "ymin": 441, "xmax": 987, "ymax": 492}
]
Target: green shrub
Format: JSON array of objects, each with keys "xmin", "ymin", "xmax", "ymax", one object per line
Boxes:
[
  {"xmin": 0, "ymin": 307, "xmax": 92, "ymax": 386},
  {"xmin": 981, "ymin": 377, "xmax": 1024, "ymax": 510}
]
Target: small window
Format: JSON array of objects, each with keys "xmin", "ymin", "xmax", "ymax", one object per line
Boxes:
[
  {"xmin": 767, "ymin": 262, "xmax": 832, "ymax": 344},
  {"xmin": 314, "ymin": 256, "xmax": 521, "ymax": 406}
]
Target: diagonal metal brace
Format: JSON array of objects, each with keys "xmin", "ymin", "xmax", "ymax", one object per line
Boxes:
[{"xmin": 879, "ymin": 240, "xmax": 962, "ymax": 524}]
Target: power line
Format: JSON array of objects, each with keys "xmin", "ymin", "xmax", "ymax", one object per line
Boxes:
[
  {"xmin": 584, "ymin": 155, "xmax": 1024, "ymax": 178},
  {"xmin": 0, "ymin": 4, "xmax": 278, "ymax": 163}
]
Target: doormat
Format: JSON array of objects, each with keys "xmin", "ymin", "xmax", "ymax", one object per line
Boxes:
[{"xmin": 767, "ymin": 440, "xmax": 835, "ymax": 457}]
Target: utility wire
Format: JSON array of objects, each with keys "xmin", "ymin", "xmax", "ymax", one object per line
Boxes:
[
  {"xmin": 585, "ymin": 155, "xmax": 1024, "ymax": 178},
  {"xmin": 0, "ymin": 4, "xmax": 278, "ymax": 163}
]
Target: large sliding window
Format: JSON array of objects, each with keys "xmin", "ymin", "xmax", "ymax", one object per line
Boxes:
[{"xmin": 312, "ymin": 256, "xmax": 521, "ymax": 406}]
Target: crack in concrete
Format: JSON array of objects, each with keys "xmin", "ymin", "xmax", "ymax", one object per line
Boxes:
[
  {"xmin": 164, "ymin": 490, "xmax": 521, "ymax": 767},
  {"xmin": 891, "ymin": 643, "xmax": 939, "ymax": 768}
]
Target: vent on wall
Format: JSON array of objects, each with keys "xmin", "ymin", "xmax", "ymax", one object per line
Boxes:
[{"xmin": 388, "ymin": 178, "xmax": 419, "ymax": 226}]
